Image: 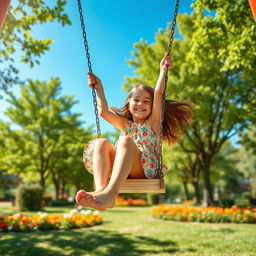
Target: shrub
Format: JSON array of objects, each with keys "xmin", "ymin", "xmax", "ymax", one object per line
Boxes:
[
  {"xmin": 42, "ymin": 194, "xmax": 53, "ymax": 206},
  {"xmin": 220, "ymin": 199, "xmax": 235, "ymax": 208},
  {"xmin": 147, "ymin": 193, "xmax": 160, "ymax": 205},
  {"xmin": 242, "ymin": 191, "xmax": 252, "ymax": 199},
  {"xmin": 16, "ymin": 184, "xmax": 43, "ymax": 211},
  {"xmin": 51, "ymin": 199, "xmax": 74, "ymax": 207},
  {"xmin": 250, "ymin": 198, "xmax": 256, "ymax": 206},
  {"xmin": 234, "ymin": 198, "xmax": 250, "ymax": 208}
]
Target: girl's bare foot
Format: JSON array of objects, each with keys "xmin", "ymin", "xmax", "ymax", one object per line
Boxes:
[
  {"xmin": 76, "ymin": 190, "xmax": 116, "ymax": 210},
  {"xmin": 76, "ymin": 190, "xmax": 105, "ymax": 211}
]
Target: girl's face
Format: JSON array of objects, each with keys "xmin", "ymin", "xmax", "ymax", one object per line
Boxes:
[{"xmin": 128, "ymin": 87, "xmax": 152, "ymax": 123}]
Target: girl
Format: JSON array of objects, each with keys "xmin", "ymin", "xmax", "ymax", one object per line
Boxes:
[{"xmin": 76, "ymin": 53, "xmax": 193, "ymax": 210}]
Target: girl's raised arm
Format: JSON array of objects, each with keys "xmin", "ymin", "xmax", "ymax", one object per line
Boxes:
[
  {"xmin": 149, "ymin": 53, "xmax": 172, "ymax": 133},
  {"xmin": 88, "ymin": 73, "xmax": 128, "ymax": 131}
]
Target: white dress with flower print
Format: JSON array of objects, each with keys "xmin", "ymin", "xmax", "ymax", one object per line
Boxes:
[
  {"xmin": 117, "ymin": 120, "xmax": 168, "ymax": 178},
  {"xmin": 83, "ymin": 120, "xmax": 168, "ymax": 178}
]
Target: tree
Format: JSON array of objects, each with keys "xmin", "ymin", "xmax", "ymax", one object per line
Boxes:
[
  {"xmin": 0, "ymin": 0, "xmax": 71, "ymax": 95},
  {"xmin": 163, "ymin": 143, "xmax": 201, "ymax": 204},
  {"xmin": 124, "ymin": 2, "xmax": 255, "ymax": 206},
  {"xmin": 49, "ymin": 126, "xmax": 95, "ymax": 199},
  {"xmin": 181, "ymin": 0, "xmax": 256, "ymax": 205},
  {"xmin": 237, "ymin": 126, "xmax": 256, "ymax": 198},
  {"xmin": 211, "ymin": 142, "xmax": 240, "ymax": 200},
  {"xmin": 0, "ymin": 170, "xmax": 17, "ymax": 200},
  {"xmin": 2, "ymin": 77, "xmax": 93, "ymax": 190}
]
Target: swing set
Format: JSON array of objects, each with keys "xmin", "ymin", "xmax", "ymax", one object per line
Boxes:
[{"xmin": 77, "ymin": 0, "xmax": 181, "ymax": 193}]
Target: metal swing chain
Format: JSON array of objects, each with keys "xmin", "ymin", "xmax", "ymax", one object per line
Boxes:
[
  {"xmin": 157, "ymin": 0, "xmax": 180, "ymax": 178},
  {"xmin": 77, "ymin": 0, "xmax": 101, "ymax": 138}
]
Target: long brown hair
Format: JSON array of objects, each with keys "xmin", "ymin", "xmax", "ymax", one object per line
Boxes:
[{"xmin": 109, "ymin": 84, "xmax": 193, "ymax": 145}]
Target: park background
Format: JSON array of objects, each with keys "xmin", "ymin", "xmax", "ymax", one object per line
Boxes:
[{"xmin": 0, "ymin": 0, "xmax": 256, "ymax": 255}]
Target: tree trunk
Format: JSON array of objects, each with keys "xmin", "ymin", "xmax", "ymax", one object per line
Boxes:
[
  {"xmin": 201, "ymin": 161, "xmax": 214, "ymax": 206},
  {"xmin": 52, "ymin": 173, "xmax": 60, "ymax": 200},
  {"xmin": 192, "ymin": 180, "xmax": 201, "ymax": 205},
  {"xmin": 54, "ymin": 184, "xmax": 60, "ymax": 200},
  {"xmin": 39, "ymin": 171, "xmax": 45, "ymax": 189},
  {"xmin": 191, "ymin": 159, "xmax": 201, "ymax": 205},
  {"xmin": 182, "ymin": 181, "xmax": 189, "ymax": 201}
]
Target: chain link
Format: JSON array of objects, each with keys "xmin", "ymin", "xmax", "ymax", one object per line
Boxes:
[
  {"xmin": 77, "ymin": 0, "xmax": 101, "ymax": 138},
  {"xmin": 157, "ymin": 0, "xmax": 180, "ymax": 178}
]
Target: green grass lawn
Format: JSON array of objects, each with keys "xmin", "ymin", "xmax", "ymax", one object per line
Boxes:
[{"xmin": 0, "ymin": 204, "xmax": 256, "ymax": 256}]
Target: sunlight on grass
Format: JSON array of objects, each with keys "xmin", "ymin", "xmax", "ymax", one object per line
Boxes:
[{"xmin": 0, "ymin": 204, "xmax": 256, "ymax": 256}]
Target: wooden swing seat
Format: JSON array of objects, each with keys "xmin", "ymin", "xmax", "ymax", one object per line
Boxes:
[
  {"xmin": 94, "ymin": 178, "xmax": 165, "ymax": 193},
  {"xmin": 119, "ymin": 178, "xmax": 165, "ymax": 193}
]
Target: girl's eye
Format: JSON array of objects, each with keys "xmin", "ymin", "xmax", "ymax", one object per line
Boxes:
[{"xmin": 144, "ymin": 101, "xmax": 150, "ymax": 104}]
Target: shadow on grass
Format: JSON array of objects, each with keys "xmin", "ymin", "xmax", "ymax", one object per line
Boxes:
[
  {"xmin": 211, "ymin": 228, "xmax": 236, "ymax": 233},
  {"xmin": 0, "ymin": 228, "xmax": 196, "ymax": 256}
]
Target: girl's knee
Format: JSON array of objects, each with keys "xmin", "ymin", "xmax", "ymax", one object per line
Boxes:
[
  {"xmin": 95, "ymin": 138, "xmax": 111, "ymax": 151},
  {"xmin": 117, "ymin": 136, "xmax": 133, "ymax": 148}
]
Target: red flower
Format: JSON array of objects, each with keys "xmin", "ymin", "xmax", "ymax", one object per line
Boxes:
[
  {"xmin": 143, "ymin": 131, "xmax": 148, "ymax": 137},
  {"xmin": 141, "ymin": 158, "xmax": 146, "ymax": 164},
  {"xmin": 0, "ymin": 223, "xmax": 7, "ymax": 228}
]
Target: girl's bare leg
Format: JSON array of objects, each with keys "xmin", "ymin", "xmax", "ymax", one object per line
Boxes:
[
  {"xmin": 92, "ymin": 138, "xmax": 115, "ymax": 192},
  {"xmin": 77, "ymin": 136, "xmax": 145, "ymax": 209},
  {"xmin": 104, "ymin": 136, "xmax": 146, "ymax": 195}
]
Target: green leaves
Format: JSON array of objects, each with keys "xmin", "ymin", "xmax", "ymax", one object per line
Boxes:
[
  {"xmin": 0, "ymin": 0, "xmax": 71, "ymax": 92},
  {"xmin": 192, "ymin": 0, "xmax": 256, "ymax": 72},
  {"xmin": 1, "ymin": 78, "xmax": 93, "ymax": 189}
]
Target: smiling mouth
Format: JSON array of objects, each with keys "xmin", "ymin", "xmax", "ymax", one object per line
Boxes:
[{"xmin": 135, "ymin": 109, "xmax": 146, "ymax": 112}]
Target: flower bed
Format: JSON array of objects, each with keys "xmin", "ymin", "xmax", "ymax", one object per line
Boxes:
[
  {"xmin": 115, "ymin": 196, "xmax": 151, "ymax": 206},
  {"xmin": 0, "ymin": 209, "xmax": 102, "ymax": 232},
  {"xmin": 151, "ymin": 205, "xmax": 256, "ymax": 224}
]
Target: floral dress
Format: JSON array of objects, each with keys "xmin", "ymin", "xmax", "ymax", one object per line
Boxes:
[{"xmin": 83, "ymin": 120, "xmax": 168, "ymax": 178}]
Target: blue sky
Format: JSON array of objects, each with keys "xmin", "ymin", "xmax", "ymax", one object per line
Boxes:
[{"xmin": 1, "ymin": 0, "xmax": 193, "ymax": 134}]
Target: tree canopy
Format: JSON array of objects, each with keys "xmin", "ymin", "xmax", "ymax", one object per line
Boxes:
[
  {"xmin": 0, "ymin": 0, "xmax": 71, "ymax": 95},
  {"xmin": 1, "ymin": 78, "xmax": 93, "ymax": 194}
]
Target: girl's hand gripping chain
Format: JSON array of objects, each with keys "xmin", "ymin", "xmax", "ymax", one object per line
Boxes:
[
  {"xmin": 160, "ymin": 53, "xmax": 172, "ymax": 72},
  {"xmin": 154, "ymin": 53, "xmax": 172, "ymax": 95},
  {"xmin": 87, "ymin": 72, "xmax": 102, "ymax": 90}
]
